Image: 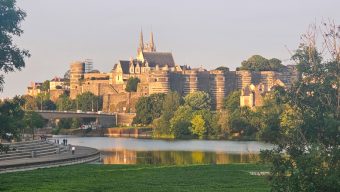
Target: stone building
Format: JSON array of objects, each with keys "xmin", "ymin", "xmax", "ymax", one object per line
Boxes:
[{"xmin": 26, "ymin": 82, "xmax": 43, "ymax": 97}]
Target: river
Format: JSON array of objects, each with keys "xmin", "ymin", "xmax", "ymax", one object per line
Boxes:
[{"xmin": 53, "ymin": 136, "xmax": 273, "ymax": 165}]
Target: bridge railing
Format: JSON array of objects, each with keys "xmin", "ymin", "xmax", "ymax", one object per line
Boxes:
[{"xmin": 33, "ymin": 110, "xmax": 117, "ymax": 116}]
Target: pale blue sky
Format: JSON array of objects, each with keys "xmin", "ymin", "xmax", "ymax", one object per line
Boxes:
[{"xmin": 2, "ymin": 0, "xmax": 340, "ymax": 97}]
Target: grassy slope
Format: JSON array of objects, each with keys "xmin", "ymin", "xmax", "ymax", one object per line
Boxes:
[{"xmin": 0, "ymin": 164, "xmax": 270, "ymax": 192}]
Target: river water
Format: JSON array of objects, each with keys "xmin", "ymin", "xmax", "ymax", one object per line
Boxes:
[{"xmin": 53, "ymin": 136, "xmax": 273, "ymax": 165}]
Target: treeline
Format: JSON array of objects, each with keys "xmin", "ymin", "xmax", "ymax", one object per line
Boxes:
[
  {"xmin": 132, "ymin": 88, "xmax": 285, "ymax": 140},
  {"xmin": 22, "ymin": 92, "xmax": 102, "ymax": 112},
  {"xmin": 0, "ymin": 97, "xmax": 45, "ymax": 143}
]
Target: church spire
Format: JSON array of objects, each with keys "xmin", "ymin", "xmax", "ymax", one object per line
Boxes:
[
  {"xmin": 138, "ymin": 29, "xmax": 144, "ymax": 53},
  {"xmin": 150, "ymin": 32, "xmax": 156, "ymax": 52}
]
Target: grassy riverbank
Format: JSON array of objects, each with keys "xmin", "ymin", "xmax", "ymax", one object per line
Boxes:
[{"xmin": 0, "ymin": 164, "xmax": 270, "ymax": 192}]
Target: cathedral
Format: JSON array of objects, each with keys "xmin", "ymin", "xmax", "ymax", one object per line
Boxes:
[{"xmin": 68, "ymin": 31, "xmax": 299, "ymax": 113}]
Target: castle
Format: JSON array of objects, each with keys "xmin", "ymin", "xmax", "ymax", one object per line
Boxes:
[{"xmin": 29, "ymin": 31, "xmax": 299, "ymax": 112}]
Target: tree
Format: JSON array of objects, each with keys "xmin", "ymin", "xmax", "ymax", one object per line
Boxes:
[
  {"xmin": 0, "ymin": 99, "xmax": 25, "ymax": 140},
  {"xmin": 40, "ymin": 80, "xmax": 50, "ymax": 91},
  {"xmin": 125, "ymin": 77, "xmax": 140, "ymax": 92},
  {"xmin": 133, "ymin": 93, "xmax": 165, "ymax": 125},
  {"xmin": 190, "ymin": 115, "xmax": 206, "ymax": 139},
  {"xmin": 216, "ymin": 110, "xmax": 231, "ymax": 138},
  {"xmin": 170, "ymin": 105, "xmax": 193, "ymax": 138},
  {"xmin": 21, "ymin": 95, "xmax": 38, "ymax": 110},
  {"xmin": 0, "ymin": 0, "xmax": 30, "ymax": 91},
  {"xmin": 23, "ymin": 111, "xmax": 45, "ymax": 139},
  {"xmin": 240, "ymin": 55, "xmax": 285, "ymax": 72},
  {"xmin": 56, "ymin": 94, "xmax": 75, "ymax": 111},
  {"xmin": 215, "ymin": 66, "xmax": 229, "ymax": 72},
  {"xmin": 75, "ymin": 92, "xmax": 102, "ymax": 111},
  {"xmin": 184, "ymin": 91, "xmax": 211, "ymax": 111},
  {"xmin": 261, "ymin": 22, "xmax": 340, "ymax": 192},
  {"xmin": 223, "ymin": 90, "xmax": 240, "ymax": 111},
  {"xmin": 154, "ymin": 92, "xmax": 182, "ymax": 136}
]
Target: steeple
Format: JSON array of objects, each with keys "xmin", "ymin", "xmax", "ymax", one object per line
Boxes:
[
  {"xmin": 150, "ymin": 32, "xmax": 156, "ymax": 52},
  {"xmin": 138, "ymin": 29, "xmax": 144, "ymax": 53}
]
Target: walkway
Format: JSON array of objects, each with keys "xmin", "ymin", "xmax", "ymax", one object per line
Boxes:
[{"xmin": 0, "ymin": 141, "xmax": 100, "ymax": 173}]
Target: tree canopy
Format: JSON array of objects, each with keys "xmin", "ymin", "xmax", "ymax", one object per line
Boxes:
[
  {"xmin": 133, "ymin": 93, "xmax": 166, "ymax": 125},
  {"xmin": 0, "ymin": 99, "xmax": 25, "ymax": 140},
  {"xmin": 0, "ymin": 0, "xmax": 30, "ymax": 91},
  {"xmin": 125, "ymin": 77, "xmax": 140, "ymax": 92},
  {"xmin": 76, "ymin": 92, "xmax": 102, "ymax": 112},
  {"xmin": 184, "ymin": 91, "xmax": 211, "ymax": 111},
  {"xmin": 239, "ymin": 55, "xmax": 286, "ymax": 72},
  {"xmin": 260, "ymin": 22, "xmax": 340, "ymax": 191}
]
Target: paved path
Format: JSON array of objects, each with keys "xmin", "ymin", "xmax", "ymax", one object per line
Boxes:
[{"xmin": 0, "ymin": 145, "xmax": 100, "ymax": 173}]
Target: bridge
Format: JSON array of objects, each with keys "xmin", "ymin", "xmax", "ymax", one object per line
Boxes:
[{"xmin": 35, "ymin": 110, "xmax": 117, "ymax": 128}]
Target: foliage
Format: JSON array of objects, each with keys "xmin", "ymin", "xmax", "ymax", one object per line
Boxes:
[
  {"xmin": 190, "ymin": 115, "xmax": 206, "ymax": 139},
  {"xmin": 0, "ymin": 0, "xmax": 30, "ymax": 91},
  {"xmin": 239, "ymin": 55, "xmax": 285, "ymax": 72},
  {"xmin": 56, "ymin": 94, "xmax": 75, "ymax": 111},
  {"xmin": 125, "ymin": 77, "xmax": 140, "ymax": 92},
  {"xmin": 23, "ymin": 111, "xmax": 45, "ymax": 139},
  {"xmin": 75, "ymin": 92, "xmax": 102, "ymax": 111},
  {"xmin": 21, "ymin": 95, "xmax": 37, "ymax": 110},
  {"xmin": 216, "ymin": 110, "xmax": 231, "ymax": 137},
  {"xmin": 153, "ymin": 92, "xmax": 182, "ymax": 136},
  {"xmin": 229, "ymin": 107, "xmax": 257, "ymax": 137},
  {"xmin": 169, "ymin": 105, "xmax": 193, "ymax": 138},
  {"xmin": 133, "ymin": 93, "xmax": 166, "ymax": 125},
  {"xmin": 0, "ymin": 99, "xmax": 25, "ymax": 140},
  {"xmin": 40, "ymin": 80, "xmax": 50, "ymax": 91},
  {"xmin": 223, "ymin": 90, "xmax": 240, "ymax": 111},
  {"xmin": 184, "ymin": 91, "xmax": 211, "ymax": 110},
  {"xmin": 215, "ymin": 66, "xmax": 229, "ymax": 72},
  {"xmin": 261, "ymin": 23, "xmax": 340, "ymax": 192},
  {"xmin": 58, "ymin": 118, "xmax": 72, "ymax": 129}
]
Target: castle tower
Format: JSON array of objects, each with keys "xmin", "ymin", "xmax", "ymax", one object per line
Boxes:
[
  {"xmin": 209, "ymin": 70, "xmax": 226, "ymax": 110},
  {"xmin": 70, "ymin": 61, "xmax": 85, "ymax": 99},
  {"xmin": 182, "ymin": 70, "xmax": 198, "ymax": 95}
]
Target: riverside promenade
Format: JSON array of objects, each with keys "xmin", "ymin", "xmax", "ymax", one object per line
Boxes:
[{"xmin": 0, "ymin": 140, "xmax": 100, "ymax": 173}]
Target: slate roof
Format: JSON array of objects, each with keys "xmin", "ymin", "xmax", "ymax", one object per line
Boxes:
[
  {"xmin": 118, "ymin": 60, "xmax": 131, "ymax": 74},
  {"xmin": 142, "ymin": 52, "xmax": 175, "ymax": 68}
]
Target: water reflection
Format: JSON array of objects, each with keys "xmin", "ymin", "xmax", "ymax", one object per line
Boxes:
[
  {"xmin": 54, "ymin": 136, "xmax": 272, "ymax": 165},
  {"xmin": 101, "ymin": 150, "xmax": 260, "ymax": 165}
]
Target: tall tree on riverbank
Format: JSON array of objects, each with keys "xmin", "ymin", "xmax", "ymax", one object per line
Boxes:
[
  {"xmin": 0, "ymin": 0, "xmax": 30, "ymax": 91},
  {"xmin": 261, "ymin": 22, "xmax": 340, "ymax": 192}
]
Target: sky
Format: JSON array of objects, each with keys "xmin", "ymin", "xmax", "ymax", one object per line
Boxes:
[{"xmin": 2, "ymin": 0, "xmax": 340, "ymax": 98}]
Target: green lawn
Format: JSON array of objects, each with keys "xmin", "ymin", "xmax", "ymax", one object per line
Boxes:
[{"xmin": 0, "ymin": 164, "xmax": 270, "ymax": 192}]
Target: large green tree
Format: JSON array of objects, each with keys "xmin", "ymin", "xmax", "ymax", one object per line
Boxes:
[
  {"xmin": 239, "ymin": 55, "xmax": 285, "ymax": 72},
  {"xmin": 0, "ymin": 0, "xmax": 30, "ymax": 91},
  {"xmin": 261, "ymin": 23, "xmax": 340, "ymax": 192},
  {"xmin": 169, "ymin": 105, "xmax": 193, "ymax": 138},
  {"xmin": 133, "ymin": 93, "xmax": 165, "ymax": 125}
]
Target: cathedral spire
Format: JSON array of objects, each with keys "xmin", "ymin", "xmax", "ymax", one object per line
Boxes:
[
  {"xmin": 138, "ymin": 29, "xmax": 144, "ymax": 53},
  {"xmin": 150, "ymin": 32, "xmax": 156, "ymax": 52}
]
